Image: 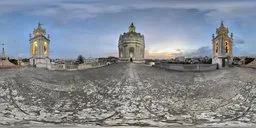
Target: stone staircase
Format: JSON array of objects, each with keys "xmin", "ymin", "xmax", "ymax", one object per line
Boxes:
[
  {"xmin": 0, "ymin": 60, "xmax": 16, "ymax": 68},
  {"xmin": 245, "ymin": 59, "xmax": 256, "ymax": 69}
]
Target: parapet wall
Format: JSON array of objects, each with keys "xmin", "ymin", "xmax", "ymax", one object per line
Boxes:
[
  {"xmin": 49, "ymin": 63, "xmax": 107, "ymax": 71},
  {"xmin": 154, "ymin": 63, "xmax": 217, "ymax": 71}
]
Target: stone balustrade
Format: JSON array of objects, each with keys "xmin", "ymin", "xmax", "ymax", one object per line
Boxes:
[{"xmin": 154, "ymin": 63, "xmax": 217, "ymax": 71}]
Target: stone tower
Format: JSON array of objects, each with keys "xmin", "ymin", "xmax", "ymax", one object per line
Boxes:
[
  {"xmin": 212, "ymin": 21, "xmax": 233, "ymax": 68},
  {"xmin": 118, "ymin": 23, "xmax": 145, "ymax": 63},
  {"xmin": 1, "ymin": 43, "xmax": 6, "ymax": 60},
  {"xmin": 29, "ymin": 23, "xmax": 51, "ymax": 68},
  {"xmin": 1, "ymin": 48, "xmax": 5, "ymax": 60}
]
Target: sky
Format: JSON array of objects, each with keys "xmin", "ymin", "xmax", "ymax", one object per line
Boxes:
[{"xmin": 0, "ymin": 0, "xmax": 255, "ymax": 59}]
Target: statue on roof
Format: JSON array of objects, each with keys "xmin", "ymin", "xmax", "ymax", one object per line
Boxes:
[
  {"xmin": 129, "ymin": 22, "xmax": 136, "ymax": 32},
  {"xmin": 33, "ymin": 22, "xmax": 46, "ymax": 36},
  {"xmin": 216, "ymin": 21, "xmax": 229, "ymax": 36}
]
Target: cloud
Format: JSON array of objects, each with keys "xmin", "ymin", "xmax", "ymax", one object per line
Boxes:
[
  {"xmin": 176, "ymin": 49, "xmax": 181, "ymax": 52},
  {"xmin": 146, "ymin": 46, "xmax": 212, "ymax": 59},
  {"xmin": 184, "ymin": 46, "xmax": 212, "ymax": 57},
  {"xmin": 145, "ymin": 49, "xmax": 183, "ymax": 59},
  {"xmin": 234, "ymin": 39, "xmax": 245, "ymax": 45},
  {"xmin": 17, "ymin": 53, "xmax": 29, "ymax": 58},
  {"xmin": 51, "ymin": 33, "xmax": 118, "ymax": 58},
  {"xmin": 0, "ymin": 0, "xmax": 256, "ymax": 22},
  {"xmin": 145, "ymin": 52, "xmax": 172, "ymax": 59}
]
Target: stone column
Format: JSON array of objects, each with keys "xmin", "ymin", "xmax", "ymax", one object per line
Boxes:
[
  {"xmin": 39, "ymin": 38, "xmax": 42, "ymax": 58},
  {"xmin": 138, "ymin": 46, "xmax": 140, "ymax": 58},
  {"xmin": 221, "ymin": 38, "xmax": 225, "ymax": 56},
  {"xmin": 218, "ymin": 38, "xmax": 221, "ymax": 56},
  {"xmin": 142, "ymin": 46, "xmax": 145, "ymax": 58},
  {"xmin": 30, "ymin": 42, "xmax": 33, "ymax": 57},
  {"xmin": 48, "ymin": 41, "xmax": 50, "ymax": 57},
  {"xmin": 136, "ymin": 45, "xmax": 138, "ymax": 59},
  {"xmin": 118, "ymin": 48, "xmax": 120, "ymax": 58},
  {"xmin": 123, "ymin": 46, "xmax": 125, "ymax": 58},
  {"xmin": 125, "ymin": 47, "xmax": 128, "ymax": 58},
  {"xmin": 212, "ymin": 40, "xmax": 215, "ymax": 58}
]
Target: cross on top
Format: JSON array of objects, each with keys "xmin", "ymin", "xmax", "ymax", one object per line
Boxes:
[
  {"xmin": 1, "ymin": 43, "xmax": 5, "ymax": 48},
  {"xmin": 38, "ymin": 22, "xmax": 43, "ymax": 27}
]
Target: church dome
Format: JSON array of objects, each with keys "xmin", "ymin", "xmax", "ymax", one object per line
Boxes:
[
  {"xmin": 119, "ymin": 23, "xmax": 144, "ymax": 45},
  {"xmin": 118, "ymin": 23, "xmax": 145, "ymax": 62}
]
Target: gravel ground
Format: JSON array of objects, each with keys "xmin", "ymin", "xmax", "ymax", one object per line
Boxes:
[{"xmin": 0, "ymin": 63, "xmax": 256, "ymax": 127}]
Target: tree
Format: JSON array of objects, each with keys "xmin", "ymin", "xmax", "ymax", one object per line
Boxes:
[
  {"xmin": 207, "ymin": 58, "xmax": 212, "ymax": 64},
  {"xmin": 9, "ymin": 59, "xmax": 18, "ymax": 65},
  {"xmin": 76, "ymin": 55, "xmax": 84, "ymax": 64},
  {"xmin": 22, "ymin": 58, "xmax": 30, "ymax": 62}
]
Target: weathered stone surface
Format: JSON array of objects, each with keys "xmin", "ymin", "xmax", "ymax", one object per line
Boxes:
[{"xmin": 0, "ymin": 63, "xmax": 256, "ymax": 127}]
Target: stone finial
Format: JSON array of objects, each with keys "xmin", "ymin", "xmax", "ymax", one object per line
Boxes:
[
  {"xmin": 220, "ymin": 21, "xmax": 224, "ymax": 27},
  {"xmin": 29, "ymin": 33, "xmax": 32, "ymax": 39},
  {"xmin": 231, "ymin": 33, "xmax": 233, "ymax": 38},
  {"xmin": 129, "ymin": 22, "xmax": 136, "ymax": 32},
  {"xmin": 48, "ymin": 34, "xmax": 50, "ymax": 39},
  {"xmin": 34, "ymin": 22, "xmax": 46, "ymax": 36},
  {"xmin": 216, "ymin": 21, "xmax": 228, "ymax": 36},
  {"xmin": 38, "ymin": 22, "xmax": 42, "ymax": 28},
  {"xmin": 212, "ymin": 34, "xmax": 215, "ymax": 39}
]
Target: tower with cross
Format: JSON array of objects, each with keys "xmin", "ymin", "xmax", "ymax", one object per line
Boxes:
[
  {"xmin": 1, "ymin": 43, "xmax": 6, "ymax": 60},
  {"xmin": 212, "ymin": 21, "xmax": 233, "ymax": 68},
  {"xmin": 29, "ymin": 22, "xmax": 51, "ymax": 68}
]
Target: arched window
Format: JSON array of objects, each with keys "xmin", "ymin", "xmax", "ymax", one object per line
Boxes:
[
  {"xmin": 32, "ymin": 42, "xmax": 38, "ymax": 55},
  {"xmin": 215, "ymin": 42, "xmax": 218, "ymax": 54},
  {"xmin": 44, "ymin": 42, "xmax": 48, "ymax": 55},
  {"xmin": 129, "ymin": 47, "xmax": 134, "ymax": 58},
  {"xmin": 225, "ymin": 41, "xmax": 229, "ymax": 53}
]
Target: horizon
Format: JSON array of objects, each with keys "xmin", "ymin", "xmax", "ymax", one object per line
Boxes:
[{"xmin": 0, "ymin": 0, "xmax": 256, "ymax": 59}]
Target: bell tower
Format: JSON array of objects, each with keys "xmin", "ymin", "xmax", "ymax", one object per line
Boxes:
[
  {"xmin": 29, "ymin": 22, "xmax": 51, "ymax": 68},
  {"xmin": 212, "ymin": 21, "xmax": 233, "ymax": 68}
]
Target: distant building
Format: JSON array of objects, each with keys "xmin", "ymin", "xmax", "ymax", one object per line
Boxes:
[
  {"xmin": 175, "ymin": 56, "xmax": 185, "ymax": 62},
  {"xmin": 191, "ymin": 58, "xmax": 200, "ymax": 64},
  {"xmin": 118, "ymin": 23, "xmax": 145, "ymax": 63},
  {"xmin": 84, "ymin": 57, "xmax": 98, "ymax": 64},
  {"xmin": 29, "ymin": 23, "xmax": 51, "ymax": 68},
  {"xmin": 212, "ymin": 22, "xmax": 233, "ymax": 68},
  {"xmin": 233, "ymin": 57, "xmax": 241, "ymax": 65},
  {"xmin": 98, "ymin": 56, "xmax": 118, "ymax": 64}
]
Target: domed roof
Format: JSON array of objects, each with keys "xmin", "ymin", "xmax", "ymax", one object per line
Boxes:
[
  {"xmin": 119, "ymin": 23, "xmax": 145, "ymax": 46},
  {"xmin": 120, "ymin": 23, "xmax": 144, "ymax": 38}
]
